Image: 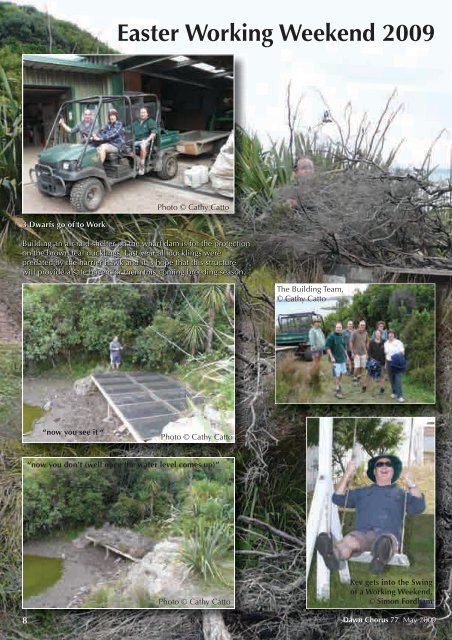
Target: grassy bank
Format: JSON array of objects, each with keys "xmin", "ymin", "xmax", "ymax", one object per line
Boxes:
[
  {"xmin": 276, "ymin": 355, "xmax": 434, "ymax": 404},
  {"xmin": 308, "ymin": 513, "xmax": 435, "ymax": 608}
]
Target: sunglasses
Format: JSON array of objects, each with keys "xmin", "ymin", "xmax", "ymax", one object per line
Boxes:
[{"xmin": 375, "ymin": 461, "xmax": 393, "ymax": 468}]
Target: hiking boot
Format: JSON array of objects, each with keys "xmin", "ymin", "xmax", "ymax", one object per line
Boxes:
[
  {"xmin": 380, "ymin": 388, "xmax": 385, "ymax": 394},
  {"xmin": 335, "ymin": 390, "xmax": 344, "ymax": 399},
  {"xmin": 370, "ymin": 535, "xmax": 393, "ymax": 574},
  {"xmin": 315, "ymin": 533, "xmax": 340, "ymax": 571},
  {"xmin": 361, "ymin": 385, "xmax": 367, "ymax": 393}
]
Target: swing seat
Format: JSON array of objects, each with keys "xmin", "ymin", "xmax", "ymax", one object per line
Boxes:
[{"xmin": 349, "ymin": 552, "xmax": 410, "ymax": 567}]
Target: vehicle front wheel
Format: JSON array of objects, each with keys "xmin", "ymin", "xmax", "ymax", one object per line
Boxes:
[
  {"xmin": 70, "ymin": 178, "xmax": 105, "ymax": 212},
  {"xmin": 157, "ymin": 154, "xmax": 178, "ymax": 180}
]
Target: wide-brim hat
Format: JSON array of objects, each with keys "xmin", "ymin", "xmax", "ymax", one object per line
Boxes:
[{"xmin": 367, "ymin": 453, "xmax": 402, "ymax": 483}]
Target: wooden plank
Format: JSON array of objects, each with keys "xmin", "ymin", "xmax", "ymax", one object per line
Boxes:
[{"xmin": 85, "ymin": 535, "xmax": 139, "ymax": 562}]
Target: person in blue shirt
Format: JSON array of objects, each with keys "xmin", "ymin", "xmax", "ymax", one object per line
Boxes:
[
  {"xmin": 371, "ymin": 320, "xmax": 388, "ymax": 341},
  {"xmin": 91, "ymin": 109, "xmax": 125, "ymax": 163},
  {"xmin": 316, "ymin": 453, "xmax": 425, "ymax": 574},
  {"xmin": 109, "ymin": 336, "xmax": 123, "ymax": 370}
]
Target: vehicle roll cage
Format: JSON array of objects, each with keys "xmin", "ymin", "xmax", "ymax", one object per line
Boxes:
[{"xmin": 45, "ymin": 93, "xmax": 161, "ymax": 168}]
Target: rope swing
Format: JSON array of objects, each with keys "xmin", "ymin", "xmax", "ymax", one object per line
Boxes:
[{"xmin": 342, "ymin": 418, "xmax": 413, "ymax": 567}]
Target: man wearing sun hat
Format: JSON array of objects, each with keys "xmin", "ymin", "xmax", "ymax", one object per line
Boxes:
[{"xmin": 315, "ymin": 453, "xmax": 425, "ymax": 574}]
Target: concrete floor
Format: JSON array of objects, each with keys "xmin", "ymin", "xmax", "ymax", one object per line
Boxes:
[{"xmin": 22, "ymin": 146, "xmax": 234, "ymax": 215}]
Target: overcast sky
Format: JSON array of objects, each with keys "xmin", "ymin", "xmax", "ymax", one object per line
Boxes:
[{"xmin": 14, "ymin": 0, "xmax": 452, "ymax": 168}]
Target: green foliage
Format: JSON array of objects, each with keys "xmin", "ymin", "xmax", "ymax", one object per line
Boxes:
[
  {"xmin": 180, "ymin": 522, "xmax": 232, "ymax": 585},
  {"xmin": 133, "ymin": 312, "xmax": 186, "ymax": 372},
  {"xmin": 0, "ymin": 63, "xmax": 21, "ymax": 233},
  {"xmin": 0, "ymin": 3, "xmax": 115, "ymax": 60},
  {"xmin": 108, "ymin": 494, "xmax": 144, "ymax": 527},
  {"xmin": 23, "ymin": 284, "xmax": 233, "ymax": 373},
  {"xmin": 323, "ymin": 284, "xmax": 434, "ymax": 332},
  {"xmin": 399, "ymin": 309, "xmax": 434, "ymax": 370},
  {"xmin": 307, "ymin": 417, "xmax": 405, "ymax": 473},
  {"xmin": 23, "ymin": 458, "xmax": 235, "ymax": 543}
]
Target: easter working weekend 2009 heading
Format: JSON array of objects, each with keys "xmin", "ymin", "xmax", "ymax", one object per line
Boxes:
[{"xmin": 117, "ymin": 22, "xmax": 435, "ymax": 47}]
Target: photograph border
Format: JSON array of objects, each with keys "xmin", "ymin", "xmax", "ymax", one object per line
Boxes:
[
  {"xmin": 274, "ymin": 282, "xmax": 437, "ymax": 405},
  {"xmin": 21, "ymin": 455, "xmax": 236, "ymax": 610},
  {"xmin": 305, "ymin": 415, "xmax": 436, "ymax": 610},
  {"xmin": 22, "ymin": 281, "xmax": 236, "ymax": 444}
]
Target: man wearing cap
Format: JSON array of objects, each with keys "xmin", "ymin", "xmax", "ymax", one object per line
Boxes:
[
  {"xmin": 91, "ymin": 109, "xmax": 125, "ymax": 163},
  {"xmin": 315, "ymin": 453, "xmax": 425, "ymax": 574}
]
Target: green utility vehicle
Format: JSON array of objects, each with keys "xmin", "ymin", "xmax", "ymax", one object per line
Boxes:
[
  {"xmin": 276, "ymin": 312, "xmax": 323, "ymax": 360},
  {"xmin": 30, "ymin": 94, "xmax": 180, "ymax": 212}
]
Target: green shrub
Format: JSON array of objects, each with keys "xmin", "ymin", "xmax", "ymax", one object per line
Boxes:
[
  {"xmin": 179, "ymin": 522, "xmax": 232, "ymax": 585},
  {"xmin": 133, "ymin": 312, "xmax": 186, "ymax": 372},
  {"xmin": 108, "ymin": 494, "xmax": 143, "ymax": 527},
  {"xmin": 408, "ymin": 365, "xmax": 435, "ymax": 387}
]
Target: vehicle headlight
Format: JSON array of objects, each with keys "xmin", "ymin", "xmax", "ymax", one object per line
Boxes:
[{"xmin": 61, "ymin": 160, "xmax": 78, "ymax": 171}]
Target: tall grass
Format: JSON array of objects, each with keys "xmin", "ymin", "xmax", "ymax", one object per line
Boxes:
[{"xmin": 275, "ymin": 352, "xmax": 323, "ymax": 403}]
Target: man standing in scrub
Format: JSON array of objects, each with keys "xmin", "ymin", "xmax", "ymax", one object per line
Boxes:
[{"xmin": 109, "ymin": 336, "xmax": 123, "ymax": 370}]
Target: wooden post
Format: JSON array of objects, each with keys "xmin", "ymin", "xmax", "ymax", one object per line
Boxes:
[{"xmin": 315, "ymin": 417, "xmax": 333, "ymax": 601}]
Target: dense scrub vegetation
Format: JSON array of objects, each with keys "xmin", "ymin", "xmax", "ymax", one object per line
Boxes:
[
  {"xmin": 0, "ymin": 3, "xmax": 114, "ymax": 60},
  {"xmin": 23, "ymin": 283, "xmax": 234, "ymax": 373}
]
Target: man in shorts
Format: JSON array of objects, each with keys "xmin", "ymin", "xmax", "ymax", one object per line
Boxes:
[
  {"xmin": 315, "ymin": 454, "xmax": 425, "ymax": 574},
  {"xmin": 91, "ymin": 109, "xmax": 125, "ymax": 163},
  {"xmin": 132, "ymin": 106, "xmax": 157, "ymax": 175},
  {"xmin": 325, "ymin": 322, "xmax": 349, "ymax": 399},
  {"xmin": 109, "ymin": 335, "xmax": 123, "ymax": 370},
  {"xmin": 350, "ymin": 320, "xmax": 369, "ymax": 391},
  {"xmin": 308, "ymin": 318, "xmax": 326, "ymax": 367}
]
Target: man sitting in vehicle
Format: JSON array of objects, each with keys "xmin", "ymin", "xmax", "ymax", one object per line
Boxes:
[
  {"xmin": 315, "ymin": 454, "xmax": 425, "ymax": 574},
  {"xmin": 91, "ymin": 109, "xmax": 125, "ymax": 163},
  {"xmin": 59, "ymin": 108, "xmax": 96, "ymax": 142},
  {"xmin": 132, "ymin": 106, "xmax": 157, "ymax": 175}
]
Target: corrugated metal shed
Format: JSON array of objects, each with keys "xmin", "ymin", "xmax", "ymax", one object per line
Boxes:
[{"xmin": 24, "ymin": 67, "xmax": 113, "ymax": 99}]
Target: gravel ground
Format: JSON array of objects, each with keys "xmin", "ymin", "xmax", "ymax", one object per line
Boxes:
[
  {"xmin": 22, "ymin": 148, "xmax": 234, "ymax": 215},
  {"xmin": 23, "ymin": 376, "xmax": 133, "ymax": 443},
  {"xmin": 23, "ymin": 537, "xmax": 128, "ymax": 609}
]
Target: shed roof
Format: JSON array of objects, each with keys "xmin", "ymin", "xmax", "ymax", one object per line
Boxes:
[
  {"xmin": 23, "ymin": 54, "xmax": 118, "ymax": 74},
  {"xmin": 85, "ymin": 54, "xmax": 234, "ymax": 88}
]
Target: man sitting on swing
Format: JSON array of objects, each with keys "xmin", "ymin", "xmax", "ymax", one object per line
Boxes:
[{"xmin": 316, "ymin": 454, "xmax": 425, "ymax": 575}]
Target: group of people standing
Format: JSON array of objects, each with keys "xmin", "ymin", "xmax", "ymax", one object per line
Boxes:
[{"xmin": 308, "ymin": 319, "xmax": 407, "ymax": 401}]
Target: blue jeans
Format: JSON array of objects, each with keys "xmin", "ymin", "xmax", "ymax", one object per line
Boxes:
[{"xmin": 388, "ymin": 368, "xmax": 403, "ymax": 398}]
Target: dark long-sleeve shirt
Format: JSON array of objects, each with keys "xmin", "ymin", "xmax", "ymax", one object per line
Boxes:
[
  {"xmin": 97, "ymin": 120, "xmax": 125, "ymax": 147},
  {"xmin": 333, "ymin": 483, "xmax": 425, "ymax": 543}
]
